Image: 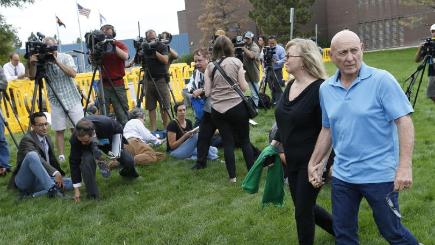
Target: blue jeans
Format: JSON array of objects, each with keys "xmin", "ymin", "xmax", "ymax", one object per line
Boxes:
[
  {"xmin": 15, "ymin": 152, "xmax": 73, "ymax": 197},
  {"xmin": 170, "ymin": 133, "xmax": 218, "ymax": 160},
  {"xmin": 248, "ymin": 81, "xmax": 259, "ymax": 107},
  {"xmin": 331, "ymin": 177, "xmax": 418, "ymax": 245},
  {"xmin": 0, "ymin": 121, "xmax": 10, "ymax": 169}
]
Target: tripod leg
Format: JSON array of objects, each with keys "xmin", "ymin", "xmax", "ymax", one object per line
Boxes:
[
  {"xmin": 99, "ymin": 65, "xmax": 129, "ymax": 121},
  {"xmin": 27, "ymin": 82, "xmax": 40, "ymax": 132},
  {"xmin": 2, "ymin": 93, "xmax": 25, "ymax": 134},
  {"xmin": 0, "ymin": 110, "xmax": 19, "ymax": 149},
  {"xmin": 83, "ymin": 66, "xmax": 99, "ymax": 116}
]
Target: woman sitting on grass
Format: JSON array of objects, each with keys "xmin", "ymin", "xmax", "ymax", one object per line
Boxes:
[{"xmin": 166, "ymin": 103, "xmax": 218, "ymax": 160}]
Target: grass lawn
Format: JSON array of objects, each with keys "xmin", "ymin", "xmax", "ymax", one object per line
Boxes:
[{"xmin": 0, "ymin": 47, "xmax": 434, "ymax": 244}]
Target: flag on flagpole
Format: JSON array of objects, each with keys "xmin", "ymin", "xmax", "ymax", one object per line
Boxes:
[
  {"xmin": 99, "ymin": 13, "xmax": 106, "ymax": 26},
  {"xmin": 77, "ymin": 3, "xmax": 91, "ymax": 18},
  {"xmin": 56, "ymin": 16, "xmax": 66, "ymax": 28}
]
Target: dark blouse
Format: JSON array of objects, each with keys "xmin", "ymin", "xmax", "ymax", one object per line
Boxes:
[
  {"xmin": 166, "ymin": 119, "xmax": 193, "ymax": 151},
  {"xmin": 274, "ymin": 79, "xmax": 323, "ymax": 171}
]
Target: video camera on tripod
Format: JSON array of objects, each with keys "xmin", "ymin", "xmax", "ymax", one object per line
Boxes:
[
  {"xmin": 84, "ymin": 30, "xmax": 115, "ymax": 65},
  {"xmin": 232, "ymin": 35, "xmax": 245, "ymax": 61},
  {"xmin": 24, "ymin": 32, "xmax": 57, "ymax": 64},
  {"xmin": 133, "ymin": 31, "xmax": 172, "ymax": 63},
  {"xmin": 421, "ymin": 37, "xmax": 435, "ymax": 57},
  {"xmin": 263, "ymin": 46, "xmax": 276, "ymax": 68}
]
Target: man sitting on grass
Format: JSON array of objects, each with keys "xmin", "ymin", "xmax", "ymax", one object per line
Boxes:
[{"xmin": 8, "ymin": 112, "xmax": 73, "ymax": 197}]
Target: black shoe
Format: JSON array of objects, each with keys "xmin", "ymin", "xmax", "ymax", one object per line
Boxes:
[
  {"xmin": 191, "ymin": 163, "xmax": 206, "ymax": 170},
  {"xmin": 47, "ymin": 185, "xmax": 64, "ymax": 198},
  {"xmin": 119, "ymin": 167, "xmax": 139, "ymax": 178}
]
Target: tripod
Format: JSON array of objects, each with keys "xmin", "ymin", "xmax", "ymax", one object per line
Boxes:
[
  {"xmin": 83, "ymin": 63, "xmax": 129, "ymax": 120},
  {"xmin": 1, "ymin": 90, "xmax": 25, "ymax": 134},
  {"xmin": 259, "ymin": 64, "xmax": 283, "ymax": 104},
  {"xmin": 0, "ymin": 100, "xmax": 19, "ymax": 148},
  {"xmin": 404, "ymin": 54, "xmax": 433, "ymax": 108},
  {"xmin": 29, "ymin": 61, "xmax": 75, "ymax": 131},
  {"xmin": 136, "ymin": 64, "xmax": 175, "ymax": 119}
]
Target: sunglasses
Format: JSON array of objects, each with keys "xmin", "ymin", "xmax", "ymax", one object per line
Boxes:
[{"xmin": 386, "ymin": 191, "xmax": 402, "ymax": 219}]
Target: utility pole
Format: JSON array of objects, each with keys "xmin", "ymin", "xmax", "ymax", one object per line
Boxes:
[{"xmin": 290, "ymin": 8, "xmax": 294, "ymax": 40}]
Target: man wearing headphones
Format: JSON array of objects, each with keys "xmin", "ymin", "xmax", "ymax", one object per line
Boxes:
[
  {"xmin": 99, "ymin": 24, "xmax": 129, "ymax": 126},
  {"xmin": 143, "ymin": 29, "xmax": 171, "ymax": 132}
]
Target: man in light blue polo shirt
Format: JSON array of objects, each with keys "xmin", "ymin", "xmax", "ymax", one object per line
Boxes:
[{"xmin": 307, "ymin": 30, "xmax": 420, "ymax": 244}]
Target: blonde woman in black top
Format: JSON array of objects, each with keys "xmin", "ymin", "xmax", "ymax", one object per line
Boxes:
[{"xmin": 271, "ymin": 38, "xmax": 334, "ymax": 244}]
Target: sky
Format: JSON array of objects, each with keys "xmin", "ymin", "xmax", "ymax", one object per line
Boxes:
[{"xmin": 0, "ymin": 0, "xmax": 186, "ymax": 47}]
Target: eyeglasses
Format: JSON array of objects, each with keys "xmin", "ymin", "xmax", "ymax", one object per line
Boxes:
[
  {"xmin": 34, "ymin": 122, "xmax": 49, "ymax": 128},
  {"xmin": 385, "ymin": 191, "xmax": 402, "ymax": 219},
  {"xmin": 285, "ymin": 54, "xmax": 302, "ymax": 59}
]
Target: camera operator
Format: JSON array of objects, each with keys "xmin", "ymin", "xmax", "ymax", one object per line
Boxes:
[
  {"xmin": 28, "ymin": 37, "xmax": 83, "ymax": 163},
  {"xmin": 99, "ymin": 24, "xmax": 130, "ymax": 126},
  {"xmin": 143, "ymin": 29, "xmax": 171, "ymax": 131},
  {"xmin": 268, "ymin": 36, "xmax": 286, "ymax": 86},
  {"xmin": 242, "ymin": 31, "xmax": 261, "ymax": 107},
  {"xmin": 415, "ymin": 23, "xmax": 435, "ymax": 102},
  {"xmin": 265, "ymin": 35, "xmax": 286, "ymax": 104}
]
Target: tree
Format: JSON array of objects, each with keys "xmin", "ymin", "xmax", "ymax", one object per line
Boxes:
[
  {"xmin": 0, "ymin": 0, "xmax": 35, "ymax": 63},
  {"xmin": 197, "ymin": 0, "xmax": 247, "ymax": 46},
  {"xmin": 248, "ymin": 0, "xmax": 315, "ymax": 43},
  {"xmin": 0, "ymin": 15, "xmax": 20, "ymax": 64}
]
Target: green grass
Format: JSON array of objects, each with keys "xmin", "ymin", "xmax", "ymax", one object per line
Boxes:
[{"xmin": 1, "ymin": 47, "xmax": 434, "ymax": 244}]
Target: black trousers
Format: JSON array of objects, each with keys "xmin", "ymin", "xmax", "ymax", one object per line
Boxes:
[
  {"xmin": 211, "ymin": 102, "xmax": 254, "ymax": 178},
  {"xmin": 196, "ymin": 112, "xmax": 217, "ymax": 166},
  {"xmin": 80, "ymin": 148, "xmax": 137, "ymax": 197},
  {"xmin": 287, "ymin": 168, "xmax": 334, "ymax": 245}
]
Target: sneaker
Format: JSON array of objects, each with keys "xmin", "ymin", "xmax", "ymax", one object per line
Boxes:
[
  {"xmin": 229, "ymin": 177, "xmax": 237, "ymax": 183},
  {"xmin": 58, "ymin": 155, "xmax": 65, "ymax": 162},
  {"xmin": 97, "ymin": 160, "xmax": 111, "ymax": 178}
]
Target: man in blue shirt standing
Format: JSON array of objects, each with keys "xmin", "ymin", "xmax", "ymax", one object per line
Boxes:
[
  {"xmin": 267, "ymin": 35, "xmax": 286, "ymax": 104},
  {"xmin": 308, "ymin": 30, "xmax": 420, "ymax": 244}
]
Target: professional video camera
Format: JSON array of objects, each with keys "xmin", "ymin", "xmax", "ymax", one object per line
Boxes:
[
  {"xmin": 263, "ymin": 46, "xmax": 276, "ymax": 67},
  {"xmin": 421, "ymin": 37, "xmax": 435, "ymax": 57},
  {"xmin": 232, "ymin": 35, "xmax": 245, "ymax": 61},
  {"xmin": 84, "ymin": 30, "xmax": 115, "ymax": 64},
  {"xmin": 133, "ymin": 31, "xmax": 172, "ymax": 63},
  {"xmin": 24, "ymin": 32, "xmax": 57, "ymax": 63}
]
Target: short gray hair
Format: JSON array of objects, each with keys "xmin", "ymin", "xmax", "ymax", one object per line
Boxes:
[{"xmin": 128, "ymin": 108, "xmax": 145, "ymax": 120}]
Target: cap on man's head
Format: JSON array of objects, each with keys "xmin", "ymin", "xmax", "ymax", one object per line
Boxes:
[
  {"xmin": 244, "ymin": 31, "xmax": 254, "ymax": 39},
  {"xmin": 431, "ymin": 24, "xmax": 435, "ymax": 31}
]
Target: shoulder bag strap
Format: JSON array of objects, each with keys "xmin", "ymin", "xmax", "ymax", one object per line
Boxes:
[
  {"xmin": 212, "ymin": 60, "xmax": 247, "ymax": 100},
  {"xmin": 211, "ymin": 58, "xmax": 226, "ymax": 82}
]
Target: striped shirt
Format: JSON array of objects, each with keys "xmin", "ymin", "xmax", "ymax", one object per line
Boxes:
[{"xmin": 44, "ymin": 52, "xmax": 81, "ymax": 110}]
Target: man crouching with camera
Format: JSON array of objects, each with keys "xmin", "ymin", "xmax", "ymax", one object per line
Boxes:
[
  {"xmin": 143, "ymin": 29, "xmax": 171, "ymax": 131},
  {"xmin": 415, "ymin": 23, "xmax": 435, "ymax": 102},
  {"xmin": 28, "ymin": 37, "xmax": 83, "ymax": 163}
]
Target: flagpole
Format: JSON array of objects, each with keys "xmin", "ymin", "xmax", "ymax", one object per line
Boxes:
[
  {"xmin": 55, "ymin": 15, "xmax": 62, "ymax": 52},
  {"xmin": 75, "ymin": 0, "xmax": 86, "ymax": 72}
]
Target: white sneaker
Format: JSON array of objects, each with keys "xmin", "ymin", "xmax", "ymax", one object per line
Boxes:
[
  {"xmin": 229, "ymin": 177, "xmax": 237, "ymax": 183},
  {"xmin": 58, "ymin": 155, "xmax": 65, "ymax": 162}
]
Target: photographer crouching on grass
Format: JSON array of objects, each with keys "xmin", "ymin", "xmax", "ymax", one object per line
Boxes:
[
  {"xmin": 99, "ymin": 24, "xmax": 130, "ymax": 125},
  {"xmin": 415, "ymin": 23, "xmax": 435, "ymax": 102},
  {"xmin": 70, "ymin": 115, "xmax": 139, "ymax": 202},
  {"xmin": 28, "ymin": 36, "xmax": 83, "ymax": 163}
]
